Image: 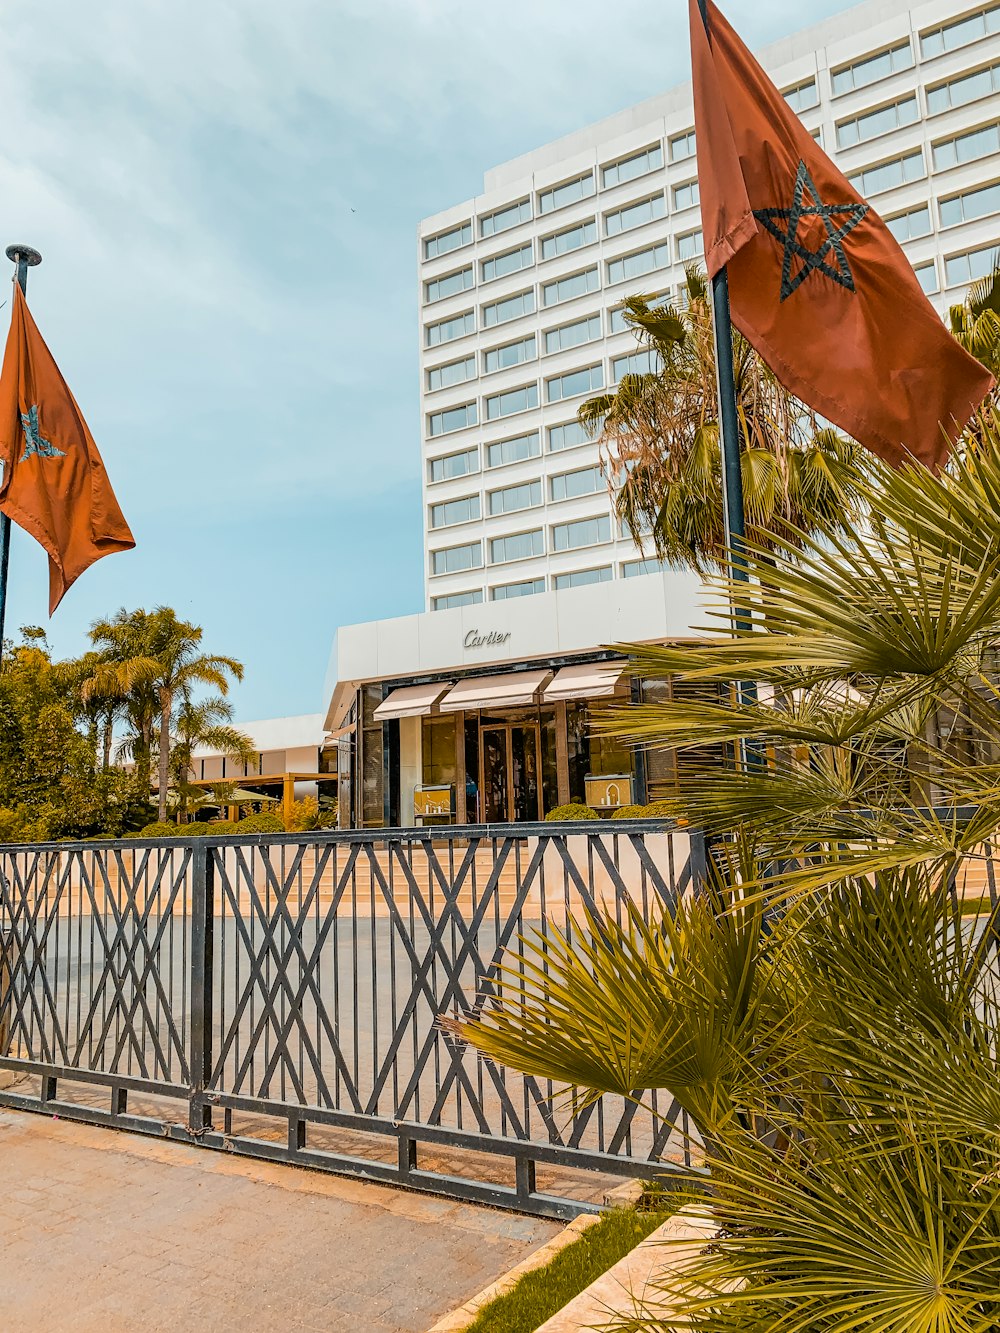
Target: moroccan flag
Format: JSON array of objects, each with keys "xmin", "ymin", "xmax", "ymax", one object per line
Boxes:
[
  {"xmin": 0, "ymin": 284, "xmax": 134, "ymax": 612},
  {"xmin": 690, "ymin": 0, "xmax": 994, "ymax": 470}
]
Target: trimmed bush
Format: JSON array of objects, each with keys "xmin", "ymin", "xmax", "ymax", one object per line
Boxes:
[
  {"xmin": 238, "ymin": 813, "xmax": 285, "ymax": 835},
  {"xmin": 186, "ymin": 821, "xmax": 238, "ymax": 836},
  {"xmin": 610, "ymin": 801, "xmax": 676, "ymax": 821},
  {"xmin": 129, "ymin": 821, "xmax": 178, "ymax": 839},
  {"xmin": 544, "ymin": 803, "xmax": 600, "ymax": 822}
]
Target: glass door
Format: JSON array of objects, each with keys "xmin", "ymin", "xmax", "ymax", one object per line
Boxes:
[
  {"xmin": 480, "ymin": 722, "xmax": 542, "ymax": 823},
  {"xmin": 481, "ymin": 727, "xmax": 509, "ymax": 822}
]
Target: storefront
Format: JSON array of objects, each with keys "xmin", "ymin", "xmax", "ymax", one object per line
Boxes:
[{"xmin": 324, "ymin": 569, "xmax": 706, "ymax": 828}]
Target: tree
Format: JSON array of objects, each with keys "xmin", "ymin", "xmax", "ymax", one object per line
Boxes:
[
  {"xmin": 169, "ymin": 695, "xmax": 256, "ymax": 819},
  {"xmin": 579, "ymin": 270, "xmax": 863, "ymax": 572},
  {"xmin": 949, "ymin": 260, "xmax": 1000, "ymax": 384},
  {"xmin": 85, "ymin": 609, "xmax": 162, "ymax": 790},
  {"xmin": 89, "ymin": 607, "xmax": 244, "ymax": 822}
]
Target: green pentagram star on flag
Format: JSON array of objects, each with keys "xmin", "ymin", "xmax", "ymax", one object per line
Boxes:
[{"xmin": 752, "ymin": 160, "xmax": 869, "ymax": 302}]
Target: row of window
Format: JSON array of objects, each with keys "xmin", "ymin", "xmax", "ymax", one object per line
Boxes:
[
  {"xmin": 887, "ymin": 180, "xmax": 1000, "ymax": 240},
  {"xmin": 425, "ymin": 229, "xmax": 703, "ymax": 309},
  {"xmin": 431, "ymin": 558, "xmax": 665, "ymax": 609},
  {"xmin": 844, "ymin": 119, "xmax": 1000, "ymax": 199},
  {"xmin": 834, "ymin": 60, "xmax": 1000, "ymax": 153},
  {"xmin": 428, "ymin": 336, "xmax": 662, "ymax": 394},
  {"xmin": 429, "ymin": 464, "xmax": 608, "ymax": 529},
  {"xmin": 430, "ymin": 515, "xmax": 614, "ymax": 576},
  {"xmin": 427, "ymin": 421, "xmax": 595, "ymax": 484}
]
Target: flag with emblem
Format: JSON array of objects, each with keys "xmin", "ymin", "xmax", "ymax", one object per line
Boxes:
[
  {"xmin": 689, "ymin": 0, "xmax": 994, "ymax": 470},
  {"xmin": 0, "ymin": 284, "xmax": 134, "ymax": 613}
]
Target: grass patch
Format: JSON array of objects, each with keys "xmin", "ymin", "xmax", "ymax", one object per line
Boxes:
[
  {"xmin": 465, "ymin": 1205, "xmax": 670, "ymax": 1333},
  {"xmin": 960, "ymin": 895, "xmax": 999, "ymax": 916}
]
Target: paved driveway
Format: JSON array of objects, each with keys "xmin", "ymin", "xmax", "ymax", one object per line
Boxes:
[{"xmin": 0, "ymin": 1108, "xmax": 558, "ymax": 1332}]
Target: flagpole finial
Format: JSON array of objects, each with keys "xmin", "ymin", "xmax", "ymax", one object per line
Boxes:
[{"xmin": 5, "ymin": 244, "xmax": 42, "ymax": 297}]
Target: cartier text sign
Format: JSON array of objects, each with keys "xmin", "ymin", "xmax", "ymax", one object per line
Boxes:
[{"xmin": 464, "ymin": 629, "xmax": 511, "ymax": 650}]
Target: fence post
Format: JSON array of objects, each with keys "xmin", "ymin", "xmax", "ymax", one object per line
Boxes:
[{"xmin": 189, "ymin": 842, "xmax": 215, "ymax": 1134}]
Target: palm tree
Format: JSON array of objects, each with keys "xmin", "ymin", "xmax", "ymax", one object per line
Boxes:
[
  {"xmin": 579, "ymin": 270, "xmax": 863, "ymax": 572},
  {"xmin": 169, "ymin": 695, "xmax": 256, "ymax": 819},
  {"xmin": 86, "ymin": 609, "xmax": 161, "ymax": 790},
  {"xmin": 949, "ymin": 259, "xmax": 1000, "ymax": 384},
  {"xmin": 89, "ymin": 607, "xmax": 244, "ymax": 822}
]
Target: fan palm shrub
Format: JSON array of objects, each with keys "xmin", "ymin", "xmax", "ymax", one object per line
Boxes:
[{"xmin": 452, "ymin": 411, "xmax": 1000, "ymax": 1329}]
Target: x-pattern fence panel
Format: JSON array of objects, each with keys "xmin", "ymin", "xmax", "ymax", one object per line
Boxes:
[{"xmin": 0, "ymin": 822, "xmax": 700, "ymax": 1218}]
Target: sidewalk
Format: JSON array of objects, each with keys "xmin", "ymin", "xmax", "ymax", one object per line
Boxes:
[{"xmin": 0, "ymin": 1108, "xmax": 559, "ymax": 1332}]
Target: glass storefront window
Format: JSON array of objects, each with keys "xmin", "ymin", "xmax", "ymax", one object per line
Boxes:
[
  {"xmin": 422, "ymin": 715, "xmax": 457, "ymax": 786},
  {"xmin": 360, "ymin": 685, "xmax": 385, "ymax": 827}
]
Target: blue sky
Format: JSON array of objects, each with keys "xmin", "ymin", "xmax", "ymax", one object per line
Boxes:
[{"xmin": 0, "ymin": 0, "xmax": 849, "ymax": 721}]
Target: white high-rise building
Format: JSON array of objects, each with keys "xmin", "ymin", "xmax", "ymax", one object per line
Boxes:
[{"xmin": 417, "ymin": 0, "xmax": 1000, "ymax": 611}]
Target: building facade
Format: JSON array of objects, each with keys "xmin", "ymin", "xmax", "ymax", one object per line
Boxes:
[{"xmin": 417, "ymin": 0, "xmax": 1000, "ymax": 611}]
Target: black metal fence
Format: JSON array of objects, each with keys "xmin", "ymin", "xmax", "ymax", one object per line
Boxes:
[{"xmin": 0, "ymin": 820, "xmax": 702, "ymax": 1219}]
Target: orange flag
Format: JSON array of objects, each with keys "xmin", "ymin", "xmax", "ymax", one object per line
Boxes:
[
  {"xmin": 690, "ymin": 0, "xmax": 994, "ymax": 470},
  {"xmin": 0, "ymin": 285, "xmax": 134, "ymax": 612}
]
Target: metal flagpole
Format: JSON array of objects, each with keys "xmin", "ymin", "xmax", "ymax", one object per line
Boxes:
[{"xmin": 0, "ymin": 244, "xmax": 42, "ymax": 663}]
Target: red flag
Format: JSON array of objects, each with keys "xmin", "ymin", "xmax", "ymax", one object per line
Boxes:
[
  {"xmin": 690, "ymin": 0, "xmax": 994, "ymax": 470},
  {"xmin": 0, "ymin": 285, "xmax": 134, "ymax": 612}
]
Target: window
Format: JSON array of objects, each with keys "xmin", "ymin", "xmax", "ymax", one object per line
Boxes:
[
  {"xmin": 429, "ymin": 494, "xmax": 481, "ymax": 528},
  {"xmin": 546, "ymin": 364, "xmax": 604, "ymax": 402},
  {"xmin": 482, "ymin": 288, "xmax": 535, "ymax": 328},
  {"xmin": 542, "ymin": 266, "xmax": 600, "ymax": 307},
  {"xmin": 928, "ymin": 63, "xmax": 1000, "ymax": 115},
  {"xmin": 940, "ymin": 181, "xmax": 1000, "ymax": 227},
  {"xmin": 610, "ymin": 296, "xmax": 669, "ymax": 333},
  {"xmin": 886, "ymin": 205, "xmax": 932, "ymax": 241},
  {"xmin": 431, "ymin": 541, "xmax": 483, "ymax": 575},
  {"xmin": 672, "ymin": 180, "xmax": 700, "ymax": 211},
  {"xmin": 490, "ymin": 529, "xmax": 544, "ymax": 564},
  {"xmin": 545, "ymin": 314, "xmax": 602, "ymax": 354},
  {"xmin": 481, "ymin": 243, "xmax": 534, "ymax": 283},
  {"xmin": 485, "ymin": 382, "xmax": 538, "ymax": 420},
  {"xmin": 428, "ymin": 401, "xmax": 477, "ymax": 437},
  {"xmin": 670, "ymin": 129, "xmax": 696, "ymax": 161},
  {"xmin": 612, "ymin": 349, "xmax": 661, "ymax": 382},
  {"xmin": 486, "ymin": 432, "xmax": 541, "ymax": 468},
  {"xmin": 488, "ymin": 479, "xmax": 542, "ymax": 515},
  {"xmin": 428, "ymin": 447, "xmax": 479, "ymax": 483},
  {"xmin": 921, "ymin": 5, "xmax": 1000, "ymax": 59},
  {"xmin": 425, "ymin": 266, "xmax": 474, "ymax": 304},
  {"xmin": 676, "ymin": 230, "xmax": 704, "ymax": 261},
  {"xmin": 480, "ymin": 198, "xmax": 532, "ymax": 237},
  {"xmin": 492, "ymin": 578, "xmax": 545, "ymax": 600},
  {"xmin": 552, "ymin": 515, "xmax": 612, "ymax": 551},
  {"xmin": 945, "ymin": 243, "xmax": 1000, "ymax": 287},
  {"xmin": 553, "ymin": 566, "xmax": 613, "ymax": 590},
  {"xmin": 424, "ymin": 222, "xmax": 472, "ymax": 260},
  {"xmin": 550, "ymin": 465, "xmax": 604, "ymax": 501},
  {"xmin": 608, "ymin": 243, "xmax": 670, "ymax": 284},
  {"xmin": 427, "ymin": 355, "xmax": 476, "ymax": 391},
  {"xmin": 483, "ymin": 335, "xmax": 536, "ymax": 374},
  {"xmin": 914, "ymin": 260, "xmax": 939, "ymax": 294},
  {"xmin": 783, "ymin": 78, "xmax": 819, "ymax": 112},
  {"xmin": 538, "ymin": 172, "xmax": 596, "ymax": 214},
  {"xmin": 549, "ymin": 420, "xmax": 591, "ymax": 451},
  {"xmin": 433, "ymin": 589, "xmax": 483, "ymax": 610},
  {"xmin": 830, "ymin": 41, "xmax": 913, "ymax": 96},
  {"xmin": 604, "ymin": 194, "xmax": 665, "ymax": 237},
  {"xmin": 933, "ymin": 124, "xmax": 1000, "ymax": 170},
  {"xmin": 848, "ymin": 150, "xmax": 924, "ymax": 196},
  {"xmin": 622, "ymin": 558, "xmax": 665, "ymax": 578},
  {"xmin": 836, "ymin": 95, "xmax": 918, "ymax": 148},
  {"xmin": 541, "ymin": 219, "xmax": 597, "ymax": 260},
  {"xmin": 602, "ymin": 144, "xmax": 663, "ymax": 188},
  {"xmin": 425, "ymin": 310, "xmax": 474, "ymax": 347}
]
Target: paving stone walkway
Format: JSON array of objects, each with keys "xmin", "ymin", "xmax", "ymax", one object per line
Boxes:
[{"xmin": 0, "ymin": 1108, "xmax": 559, "ymax": 1332}]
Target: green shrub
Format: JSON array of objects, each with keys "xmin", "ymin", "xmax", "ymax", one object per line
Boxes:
[
  {"xmin": 185, "ymin": 821, "xmax": 238, "ymax": 836},
  {"xmin": 238, "ymin": 813, "xmax": 285, "ymax": 835},
  {"xmin": 544, "ymin": 803, "xmax": 599, "ymax": 821},
  {"xmin": 611, "ymin": 800, "xmax": 678, "ymax": 821},
  {"xmin": 128, "ymin": 821, "xmax": 178, "ymax": 839}
]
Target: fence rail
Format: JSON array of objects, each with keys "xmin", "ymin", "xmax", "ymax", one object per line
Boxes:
[{"xmin": 0, "ymin": 820, "xmax": 702, "ymax": 1218}]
